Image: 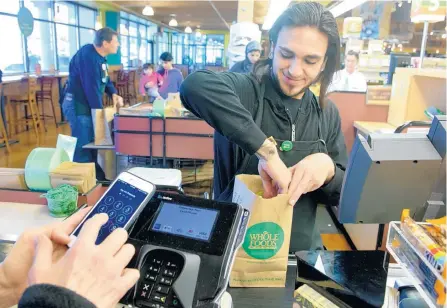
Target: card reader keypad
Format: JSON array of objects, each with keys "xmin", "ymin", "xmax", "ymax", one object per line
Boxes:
[{"xmin": 135, "ymin": 250, "xmax": 184, "ymax": 308}]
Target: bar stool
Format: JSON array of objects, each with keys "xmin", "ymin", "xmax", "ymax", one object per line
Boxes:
[
  {"xmin": 116, "ymin": 70, "xmax": 130, "ymax": 105},
  {"xmin": 7, "ymin": 77, "xmax": 43, "ymax": 139},
  {"xmin": 127, "ymin": 70, "xmax": 137, "ymax": 106},
  {"xmin": 0, "ymin": 83, "xmax": 11, "ymax": 153},
  {"xmin": 36, "ymin": 76, "xmax": 58, "ymax": 131}
]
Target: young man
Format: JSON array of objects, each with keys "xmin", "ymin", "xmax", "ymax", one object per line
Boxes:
[
  {"xmin": 328, "ymin": 50, "xmax": 367, "ymax": 92},
  {"xmin": 181, "ymin": 2, "xmax": 348, "ymax": 252},
  {"xmin": 157, "ymin": 52, "xmax": 184, "ymax": 99},
  {"xmin": 230, "ymin": 40, "xmax": 262, "ymax": 74},
  {"xmin": 62, "ymin": 27, "xmax": 123, "ymax": 180}
]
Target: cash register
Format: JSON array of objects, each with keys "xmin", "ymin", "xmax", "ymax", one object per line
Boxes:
[{"xmin": 120, "ymin": 191, "xmax": 249, "ymax": 308}]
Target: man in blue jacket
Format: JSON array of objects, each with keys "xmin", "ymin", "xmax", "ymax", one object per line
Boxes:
[{"xmin": 62, "ymin": 27, "xmax": 123, "ymax": 180}]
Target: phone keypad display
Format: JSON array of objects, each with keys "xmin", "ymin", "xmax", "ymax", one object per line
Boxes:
[{"xmin": 135, "ymin": 250, "xmax": 184, "ymax": 308}]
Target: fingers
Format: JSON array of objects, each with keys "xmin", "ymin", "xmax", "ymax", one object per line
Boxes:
[
  {"xmin": 77, "ymin": 213, "xmax": 109, "ymax": 245},
  {"xmin": 259, "ymin": 168, "xmax": 275, "ymax": 199},
  {"xmin": 289, "ymin": 169, "xmax": 312, "ymax": 206},
  {"xmin": 100, "ymin": 228, "xmax": 129, "ymax": 256},
  {"xmin": 33, "ymin": 235, "xmax": 53, "ymax": 270},
  {"xmin": 52, "ymin": 207, "xmax": 92, "ymax": 244},
  {"xmin": 113, "ymin": 243, "xmax": 136, "ymax": 269},
  {"xmin": 119, "ymin": 268, "xmax": 140, "ymax": 293}
]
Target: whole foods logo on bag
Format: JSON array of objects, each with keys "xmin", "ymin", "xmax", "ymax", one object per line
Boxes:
[{"xmin": 242, "ymin": 222, "xmax": 284, "ymax": 260}]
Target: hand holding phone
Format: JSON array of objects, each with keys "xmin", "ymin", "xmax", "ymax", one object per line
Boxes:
[
  {"xmin": 28, "ymin": 213, "xmax": 140, "ymax": 308},
  {"xmin": 68, "ymin": 172, "xmax": 156, "ymax": 247}
]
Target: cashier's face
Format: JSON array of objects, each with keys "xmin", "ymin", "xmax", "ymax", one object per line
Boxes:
[{"xmin": 272, "ymin": 26, "xmax": 328, "ymax": 99}]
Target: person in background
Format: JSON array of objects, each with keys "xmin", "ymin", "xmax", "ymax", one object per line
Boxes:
[
  {"xmin": 327, "ymin": 50, "xmax": 367, "ymax": 92},
  {"xmin": 62, "ymin": 27, "xmax": 123, "ymax": 181},
  {"xmin": 0, "ymin": 208, "xmax": 139, "ymax": 308},
  {"xmin": 181, "ymin": 2, "xmax": 347, "ymax": 252},
  {"xmin": 139, "ymin": 63, "xmax": 163, "ymax": 102},
  {"xmin": 229, "ymin": 40, "xmax": 262, "ymax": 74},
  {"xmin": 157, "ymin": 52, "xmax": 184, "ymax": 99}
]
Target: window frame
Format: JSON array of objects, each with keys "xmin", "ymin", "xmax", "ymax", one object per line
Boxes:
[{"xmin": 0, "ymin": 0, "xmax": 97, "ymax": 75}]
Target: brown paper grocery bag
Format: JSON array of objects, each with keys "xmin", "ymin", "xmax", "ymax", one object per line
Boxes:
[
  {"xmin": 230, "ymin": 174, "xmax": 293, "ymax": 288},
  {"xmin": 92, "ymin": 107, "xmax": 115, "ymax": 146}
]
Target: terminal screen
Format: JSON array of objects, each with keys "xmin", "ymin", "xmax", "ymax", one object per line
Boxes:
[{"xmin": 151, "ymin": 202, "xmax": 219, "ymax": 242}]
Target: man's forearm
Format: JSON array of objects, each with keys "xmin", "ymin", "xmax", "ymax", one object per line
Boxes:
[
  {"xmin": 0, "ymin": 264, "xmax": 19, "ymax": 308},
  {"xmin": 255, "ymin": 137, "xmax": 278, "ymax": 161}
]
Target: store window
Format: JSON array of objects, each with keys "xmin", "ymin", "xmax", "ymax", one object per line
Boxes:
[
  {"xmin": 0, "ymin": 0, "xmax": 97, "ymax": 74},
  {"xmin": 0, "ymin": 14, "xmax": 25, "ymax": 73},
  {"xmin": 54, "ymin": 1, "xmax": 77, "ymax": 25},
  {"xmin": 56, "ymin": 24, "xmax": 78, "ymax": 72},
  {"xmin": 120, "ymin": 13, "xmax": 157, "ymax": 67},
  {"xmin": 28, "ymin": 21, "xmax": 57, "ymax": 72},
  {"xmin": 24, "ymin": 0, "xmax": 52, "ymax": 21}
]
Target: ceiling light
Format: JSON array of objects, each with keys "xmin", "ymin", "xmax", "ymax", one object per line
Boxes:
[
  {"xmin": 184, "ymin": 26, "xmax": 192, "ymax": 34},
  {"xmin": 142, "ymin": 5, "xmax": 154, "ymax": 16},
  {"xmin": 436, "ymin": 49, "xmax": 440, "ymax": 54},
  {"xmin": 262, "ymin": 0, "xmax": 292, "ymax": 30},
  {"xmin": 413, "ymin": 48, "xmax": 417, "ymax": 52},
  {"xmin": 430, "ymin": 31, "xmax": 434, "ymax": 35},
  {"xmin": 169, "ymin": 14, "xmax": 178, "ymax": 27},
  {"xmin": 329, "ymin": 0, "xmax": 368, "ymax": 18}
]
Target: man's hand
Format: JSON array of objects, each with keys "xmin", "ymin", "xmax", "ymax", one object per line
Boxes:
[
  {"xmin": 256, "ymin": 138, "xmax": 292, "ymax": 198},
  {"xmin": 28, "ymin": 214, "xmax": 140, "ymax": 308},
  {"xmin": 0, "ymin": 207, "xmax": 91, "ymax": 308},
  {"xmin": 112, "ymin": 94, "xmax": 124, "ymax": 109},
  {"xmin": 287, "ymin": 153, "xmax": 335, "ymax": 206}
]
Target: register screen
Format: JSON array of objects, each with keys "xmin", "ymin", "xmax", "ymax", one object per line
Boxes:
[{"xmin": 151, "ymin": 202, "xmax": 219, "ymax": 242}]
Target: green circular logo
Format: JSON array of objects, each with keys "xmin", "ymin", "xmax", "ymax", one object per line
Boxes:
[
  {"xmin": 281, "ymin": 140, "xmax": 293, "ymax": 152},
  {"xmin": 242, "ymin": 222, "xmax": 284, "ymax": 260}
]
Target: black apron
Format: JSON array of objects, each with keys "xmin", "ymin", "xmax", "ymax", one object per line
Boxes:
[{"xmin": 218, "ymin": 84, "xmax": 328, "ymax": 252}]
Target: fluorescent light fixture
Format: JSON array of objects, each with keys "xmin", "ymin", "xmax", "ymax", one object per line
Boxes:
[
  {"xmin": 262, "ymin": 0, "xmax": 292, "ymax": 31},
  {"xmin": 184, "ymin": 26, "xmax": 192, "ymax": 34},
  {"xmin": 330, "ymin": 0, "xmax": 368, "ymax": 18},
  {"xmin": 169, "ymin": 14, "xmax": 178, "ymax": 27},
  {"xmin": 142, "ymin": 5, "xmax": 154, "ymax": 16}
]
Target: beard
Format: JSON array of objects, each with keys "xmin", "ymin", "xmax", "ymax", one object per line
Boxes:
[{"xmin": 270, "ymin": 69, "xmax": 309, "ymax": 98}]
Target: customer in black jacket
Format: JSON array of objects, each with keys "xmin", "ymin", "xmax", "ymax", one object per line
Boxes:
[
  {"xmin": 0, "ymin": 208, "xmax": 139, "ymax": 308},
  {"xmin": 181, "ymin": 2, "xmax": 347, "ymax": 252},
  {"xmin": 229, "ymin": 40, "xmax": 262, "ymax": 74}
]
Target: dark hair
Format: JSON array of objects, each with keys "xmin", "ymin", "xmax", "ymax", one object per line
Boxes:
[
  {"xmin": 94, "ymin": 27, "xmax": 118, "ymax": 47},
  {"xmin": 346, "ymin": 50, "xmax": 359, "ymax": 61},
  {"xmin": 160, "ymin": 52, "xmax": 173, "ymax": 62},
  {"xmin": 143, "ymin": 63, "xmax": 155, "ymax": 70},
  {"xmin": 253, "ymin": 2, "xmax": 340, "ymax": 108}
]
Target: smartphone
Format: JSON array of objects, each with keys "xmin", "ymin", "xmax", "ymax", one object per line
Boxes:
[{"xmin": 68, "ymin": 172, "xmax": 156, "ymax": 247}]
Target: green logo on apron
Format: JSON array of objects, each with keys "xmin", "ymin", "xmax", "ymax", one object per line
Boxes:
[
  {"xmin": 243, "ymin": 222, "xmax": 284, "ymax": 260},
  {"xmin": 280, "ymin": 140, "xmax": 293, "ymax": 152}
]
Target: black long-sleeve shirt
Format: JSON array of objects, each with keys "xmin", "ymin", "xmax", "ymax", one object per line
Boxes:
[{"xmin": 180, "ymin": 70, "xmax": 347, "ymax": 206}]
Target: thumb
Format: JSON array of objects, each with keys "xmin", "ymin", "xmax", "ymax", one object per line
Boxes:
[{"xmin": 33, "ymin": 235, "xmax": 53, "ymax": 270}]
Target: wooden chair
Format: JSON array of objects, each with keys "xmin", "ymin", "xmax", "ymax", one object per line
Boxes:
[
  {"xmin": 36, "ymin": 76, "xmax": 58, "ymax": 131},
  {"xmin": 8, "ymin": 77, "xmax": 43, "ymax": 139},
  {"xmin": 127, "ymin": 70, "xmax": 137, "ymax": 106},
  {"xmin": 115, "ymin": 70, "xmax": 130, "ymax": 105},
  {"xmin": 0, "ymin": 83, "xmax": 11, "ymax": 153}
]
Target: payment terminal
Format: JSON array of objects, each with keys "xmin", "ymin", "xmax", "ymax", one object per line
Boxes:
[{"xmin": 120, "ymin": 191, "xmax": 249, "ymax": 308}]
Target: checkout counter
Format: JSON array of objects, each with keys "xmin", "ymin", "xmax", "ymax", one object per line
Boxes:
[{"xmin": 0, "ymin": 116, "xmax": 445, "ymax": 308}]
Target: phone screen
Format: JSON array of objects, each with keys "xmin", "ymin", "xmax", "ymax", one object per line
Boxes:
[{"xmin": 72, "ymin": 179, "xmax": 149, "ymax": 245}]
